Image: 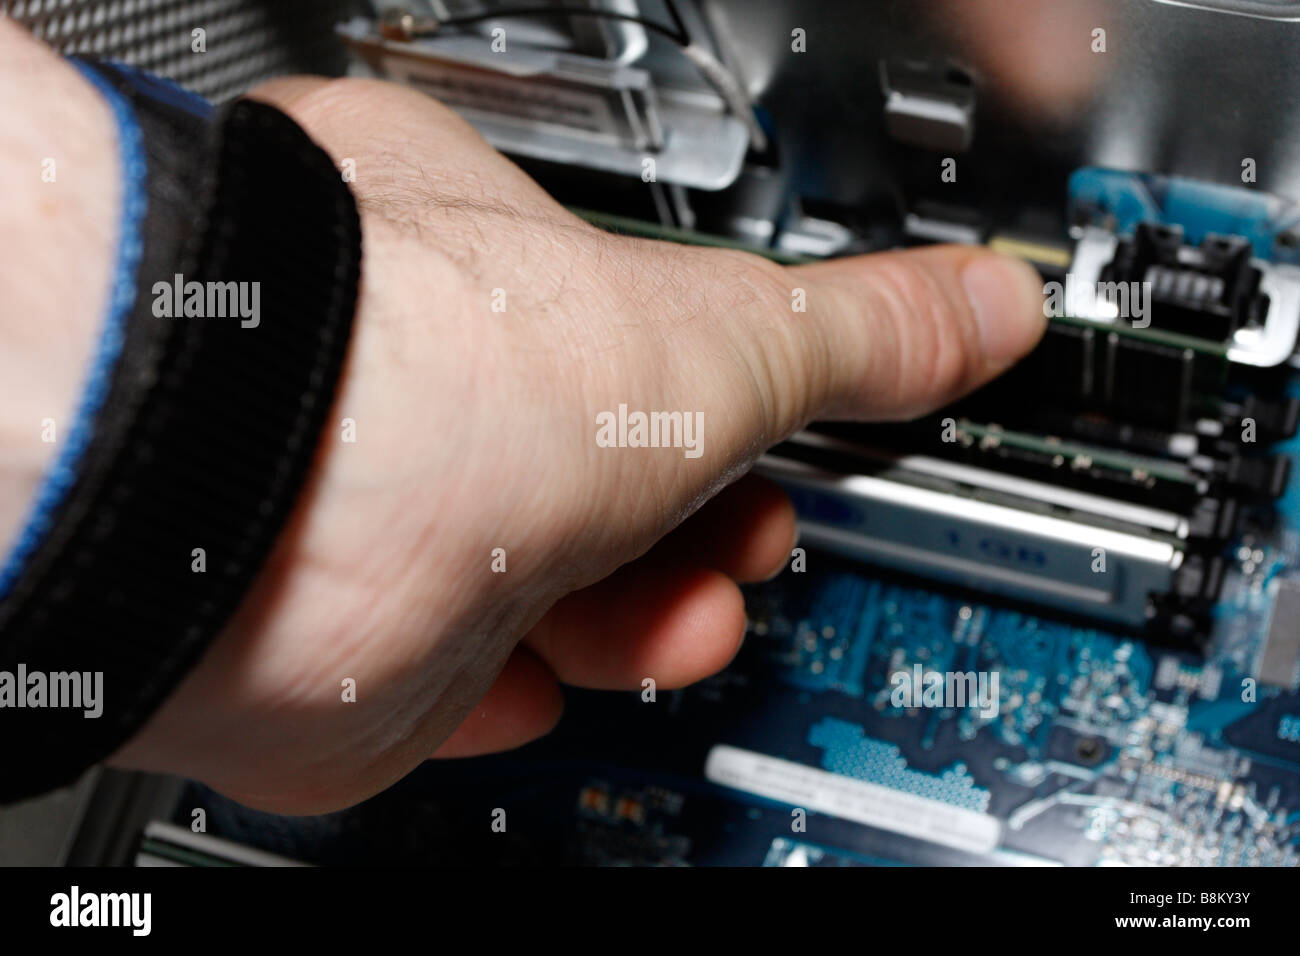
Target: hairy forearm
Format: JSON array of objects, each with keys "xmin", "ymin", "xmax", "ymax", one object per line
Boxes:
[{"xmin": 0, "ymin": 18, "xmax": 117, "ymax": 555}]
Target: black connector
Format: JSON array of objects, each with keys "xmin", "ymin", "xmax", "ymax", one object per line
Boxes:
[{"xmin": 1101, "ymin": 224, "xmax": 1268, "ymax": 341}]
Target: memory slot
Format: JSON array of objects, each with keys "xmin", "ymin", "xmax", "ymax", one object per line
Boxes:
[
  {"xmin": 759, "ymin": 432, "xmax": 1222, "ymax": 634},
  {"xmin": 812, "ymin": 419, "xmax": 1219, "ymax": 517}
]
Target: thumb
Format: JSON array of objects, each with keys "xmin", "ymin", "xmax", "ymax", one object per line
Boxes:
[
  {"xmin": 787, "ymin": 244, "xmax": 1047, "ymax": 423},
  {"xmin": 585, "ymin": 240, "xmax": 1046, "ymax": 549},
  {"xmin": 640, "ymin": 242, "xmax": 1046, "ymax": 462}
]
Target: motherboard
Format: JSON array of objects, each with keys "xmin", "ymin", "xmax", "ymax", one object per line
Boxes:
[{"xmin": 162, "ymin": 533, "xmax": 1300, "ymax": 867}]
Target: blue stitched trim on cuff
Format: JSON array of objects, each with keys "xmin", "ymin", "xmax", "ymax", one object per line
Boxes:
[
  {"xmin": 77, "ymin": 60, "xmax": 215, "ymax": 121},
  {"xmin": 0, "ymin": 61, "xmax": 148, "ymax": 602}
]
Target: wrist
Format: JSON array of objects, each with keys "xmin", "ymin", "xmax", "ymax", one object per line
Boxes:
[{"xmin": 0, "ymin": 20, "xmax": 119, "ymax": 557}]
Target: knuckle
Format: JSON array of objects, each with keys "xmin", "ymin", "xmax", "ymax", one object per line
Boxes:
[
  {"xmin": 703, "ymin": 248, "xmax": 827, "ymax": 438},
  {"xmin": 868, "ymin": 257, "xmax": 978, "ymax": 407}
]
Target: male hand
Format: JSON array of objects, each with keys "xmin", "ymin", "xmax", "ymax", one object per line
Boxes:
[{"xmin": 16, "ymin": 63, "xmax": 1045, "ymax": 813}]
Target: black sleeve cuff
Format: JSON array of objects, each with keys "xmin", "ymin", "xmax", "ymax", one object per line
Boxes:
[{"xmin": 0, "ymin": 62, "xmax": 362, "ymax": 802}]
